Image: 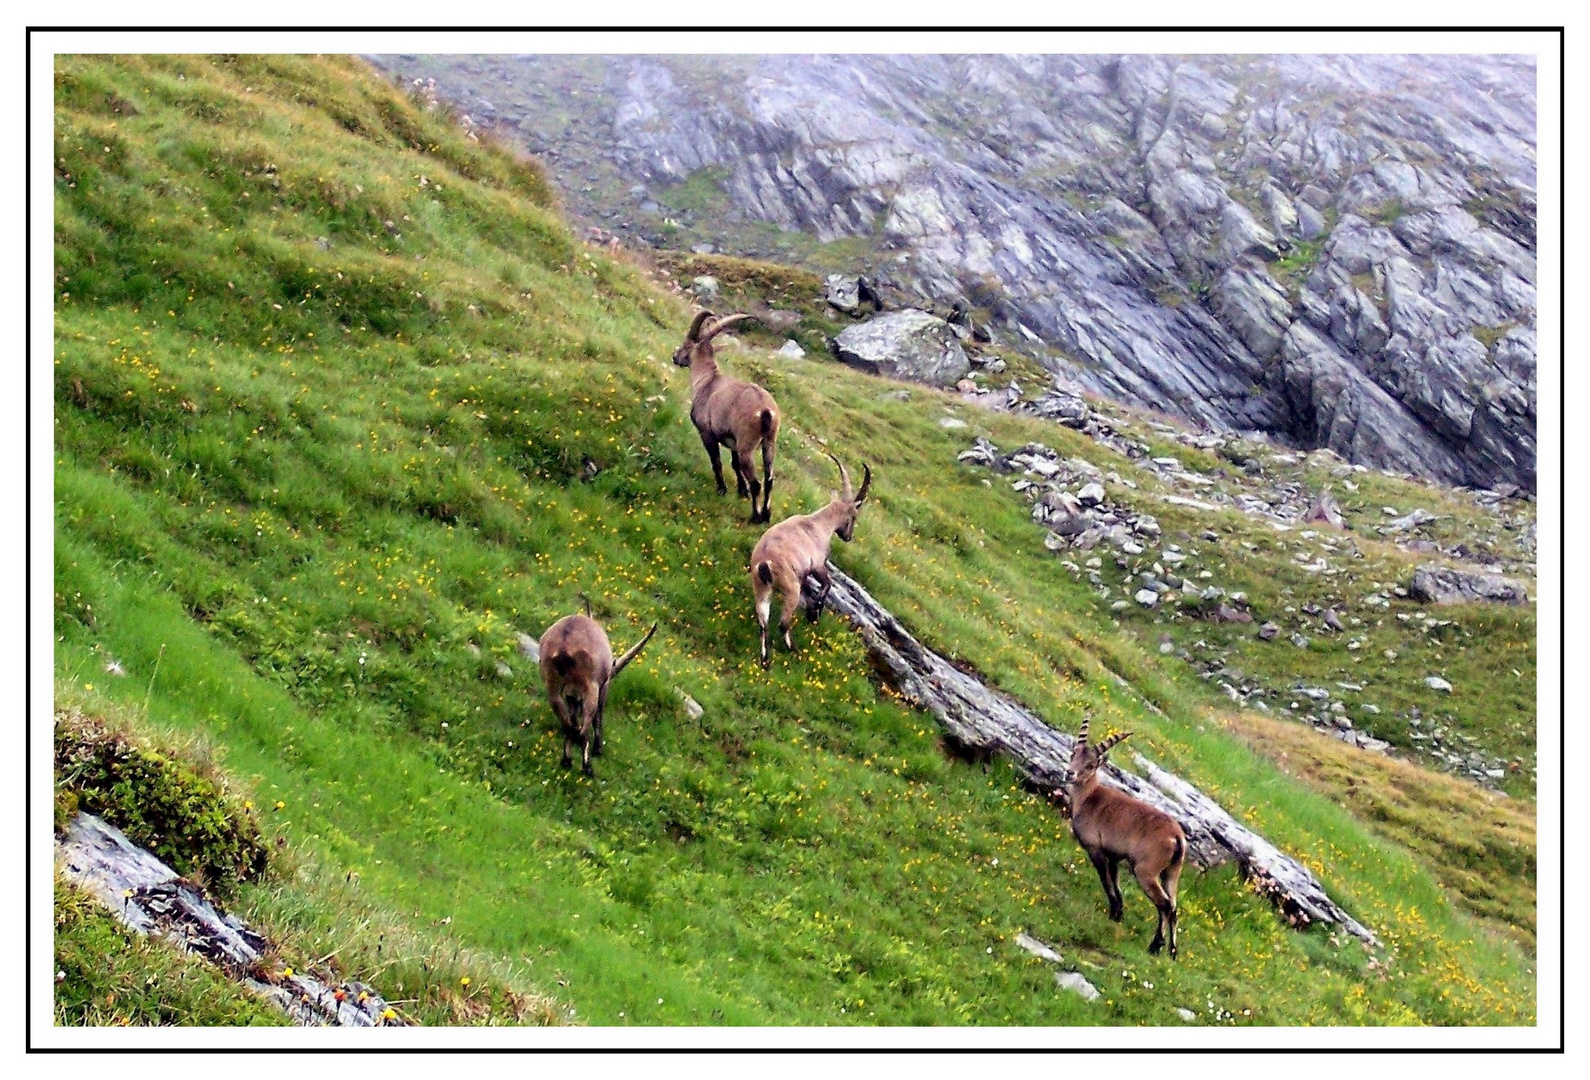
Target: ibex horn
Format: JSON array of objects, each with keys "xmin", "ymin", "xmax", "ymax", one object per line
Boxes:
[
  {"xmin": 611, "ymin": 623, "xmax": 658, "ymax": 679},
  {"xmin": 686, "ymin": 309, "xmax": 715, "ymax": 341},
  {"xmin": 1077, "ymin": 714, "xmax": 1091, "ymax": 745},
  {"xmin": 827, "ymin": 452, "xmax": 852, "ymax": 501},
  {"xmin": 1094, "ymin": 731, "xmax": 1133, "ymax": 757},
  {"xmin": 854, "ymin": 463, "xmax": 872, "ymax": 505},
  {"xmin": 703, "ymin": 312, "xmax": 756, "ymax": 340}
]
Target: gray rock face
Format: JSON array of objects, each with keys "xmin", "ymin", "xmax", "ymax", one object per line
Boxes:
[
  {"xmin": 825, "ymin": 274, "xmax": 875, "ymax": 314},
  {"xmin": 516, "ymin": 632, "xmax": 540, "ymax": 662},
  {"xmin": 1409, "ymin": 563, "xmax": 1529, "ymax": 605},
  {"xmin": 382, "ymin": 52, "xmax": 1537, "ymax": 490},
  {"xmin": 1055, "ymin": 970, "xmax": 1101, "ymax": 1001},
  {"xmin": 834, "ymin": 309, "xmax": 971, "ymax": 386}
]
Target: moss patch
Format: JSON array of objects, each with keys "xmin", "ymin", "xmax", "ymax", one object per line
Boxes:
[{"xmin": 55, "ymin": 704, "xmax": 269, "ymax": 892}]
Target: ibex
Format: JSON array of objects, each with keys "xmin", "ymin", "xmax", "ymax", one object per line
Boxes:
[
  {"xmin": 749, "ymin": 453, "xmax": 871, "ymax": 668},
  {"xmin": 538, "ymin": 607, "xmax": 657, "ymax": 776},
  {"xmin": 673, "ymin": 310, "xmax": 781, "ymax": 523},
  {"xmin": 1057, "ymin": 716, "xmax": 1187, "ymax": 958}
]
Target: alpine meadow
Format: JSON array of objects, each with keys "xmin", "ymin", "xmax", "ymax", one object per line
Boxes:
[{"xmin": 51, "ymin": 53, "xmax": 1538, "ymax": 1029}]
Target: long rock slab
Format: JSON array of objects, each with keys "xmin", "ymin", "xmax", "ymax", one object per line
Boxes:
[
  {"xmin": 811, "ymin": 565, "xmax": 1378, "ymax": 945},
  {"xmin": 56, "ymin": 812, "xmax": 403, "ymax": 1026}
]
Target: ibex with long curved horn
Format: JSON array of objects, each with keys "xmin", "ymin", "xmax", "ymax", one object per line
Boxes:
[
  {"xmin": 1057, "ymin": 715, "xmax": 1187, "ymax": 957},
  {"xmin": 538, "ymin": 612, "xmax": 657, "ymax": 776},
  {"xmin": 673, "ymin": 310, "xmax": 781, "ymax": 523},
  {"xmin": 749, "ymin": 453, "xmax": 871, "ymax": 668}
]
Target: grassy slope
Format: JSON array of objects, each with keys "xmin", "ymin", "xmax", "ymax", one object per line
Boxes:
[{"xmin": 53, "ymin": 54, "xmax": 1534, "ymax": 1026}]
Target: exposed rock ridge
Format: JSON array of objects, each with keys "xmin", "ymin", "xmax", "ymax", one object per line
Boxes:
[
  {"xmin": 379, "ymin": 52, "xmax": 1537, "ymax": 491},
  {"xmin": 56, "ymin": 813, "xmax": 405, "ymax": 1026}
]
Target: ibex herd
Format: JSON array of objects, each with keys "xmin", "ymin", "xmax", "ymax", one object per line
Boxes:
[{"xmin": 530, "ymin": 309, "xmax": 1187, "ymax": 956}]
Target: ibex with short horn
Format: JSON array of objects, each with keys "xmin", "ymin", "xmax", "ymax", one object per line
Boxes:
[
  {"xmin": 1057, "ymin": 716, "xmax": 1187, "ymax": 957},
  {"xmin": 673, "ymin": 310, "xmax": 781, "ymax": 523},
  {"xmin": 749, "ymin": 453, "xmax": 871, "ymax": 668},
  {"xmin": 538, "ymin": 611, "xmax": 657, "ymax": 776}
]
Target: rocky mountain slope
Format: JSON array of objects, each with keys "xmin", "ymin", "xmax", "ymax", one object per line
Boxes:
[{"xmin": 371, "ymin": 53, "xmax": 1537, "ymax": 493}]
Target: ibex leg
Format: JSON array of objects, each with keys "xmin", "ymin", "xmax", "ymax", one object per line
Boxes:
[
  {"xmin": 593, "ymin": 686, "xmax": 608, "ymax": 757},
  {"xmin": 759, "ymin": 440, "xmax": 776, "ymax": 524},
  {"xmin": 806, "ymin": 566, "xmax": 832, "ymax": 623},
  {"xmin": 755, "ymin": 584, "xmax": 773, "ymax": 669},
  {"xmin": 1107, "ymin": 856, "xmax": 1127, "ymax": 921},
  {"xmin": 702, "ymin": 433, "xmax": 729, "ymax": 496},
  {"xmin": 778, "ymin": 582, "xmax": 802, "ymax": 653},
  {"xmin": 1135, "ymin": 866, "xmax": 1174, "ymax": 955},
  {"xmin": 1088, "ymin": 853, "xmax": 1120, "ymax": 922},
  {"xmin": 738, "ymin": 450, "xmax": 761, "ymax": 522}
]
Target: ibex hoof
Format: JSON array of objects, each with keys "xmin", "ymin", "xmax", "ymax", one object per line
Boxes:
[{"xmin": 1148, "ymin": 938, "xmax": 1164, "ymax": 955}]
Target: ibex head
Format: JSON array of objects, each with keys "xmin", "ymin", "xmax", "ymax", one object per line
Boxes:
[
  {"xmin": 673, "ymin": 310, "xmax": 756, "ymax": 367},
  {"xmin": 1060, "ymin": 714, "xmax": 1132, "ymax": 788},
  {"xmin": 826, "ymin": 453, "xmax": 872, "ymax": 543}
]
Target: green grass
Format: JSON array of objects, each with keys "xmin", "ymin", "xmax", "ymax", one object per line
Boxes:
[
  {"xmin": 53, "ymin": 54, "xmax": 1536, "ymax": 1026},
  {"xmin": 1218, "ymin": 709, "xmax": 1535, "ymax": 946},
  {"xmin": 657, "ymin": 165, "xmax": 734, "ymax": 216},
  {"xmin": 1269, "ymin": 240, "xmax": 1322, "ymax": 296},
  {"xmin": 54, "ymin": 877, "xmax": 291, "ymax": 1027}
]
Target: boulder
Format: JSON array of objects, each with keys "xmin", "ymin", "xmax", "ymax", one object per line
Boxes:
[
  {"xmin": 834, "ymin": 309, "xmax": 972, "ymax": 387},
  {"xmin": 1029, "ymin": 390, "xmax": 1091, "ymax": 427},
  {"xmin": 516, "ymin": 633, "xmax": 540, "ymax": 662},
  {"xmin": 1055, "ymin": 971, "xmax": 1100, "ymax": 1001},
  {"xmin": 775, "ymin": 339, "xmax": 807, "ymax": 359},
  {"xmin": 691, "ymin": 275, "xmax": 720, "ymax": 301},
  {"xmin": 826, "ymin": 274, "xmax": 862, "ymax": 313},
  {"xmin": 1409, "ymin": 564, "xmax": 1528, "ymax": 605},
  {"xmin": 1301, "ymin": 488, "xmax": 1345, "ymax": 528},
  {"xmin": 824, "ymin": 274, "xmax": 880, "ymax": 315}
]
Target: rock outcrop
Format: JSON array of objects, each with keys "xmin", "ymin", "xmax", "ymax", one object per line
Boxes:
[
  {"xmin": 833, "ymin": 309, "xmax": 971, "ymax": 386},
  {"xmin": 1409, "ymin": 563, "xmax": 1529, "ymax": 605},
  {"xmin": 376, "ymin": 53, "xmax": 1537, "ymax": 491}
]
